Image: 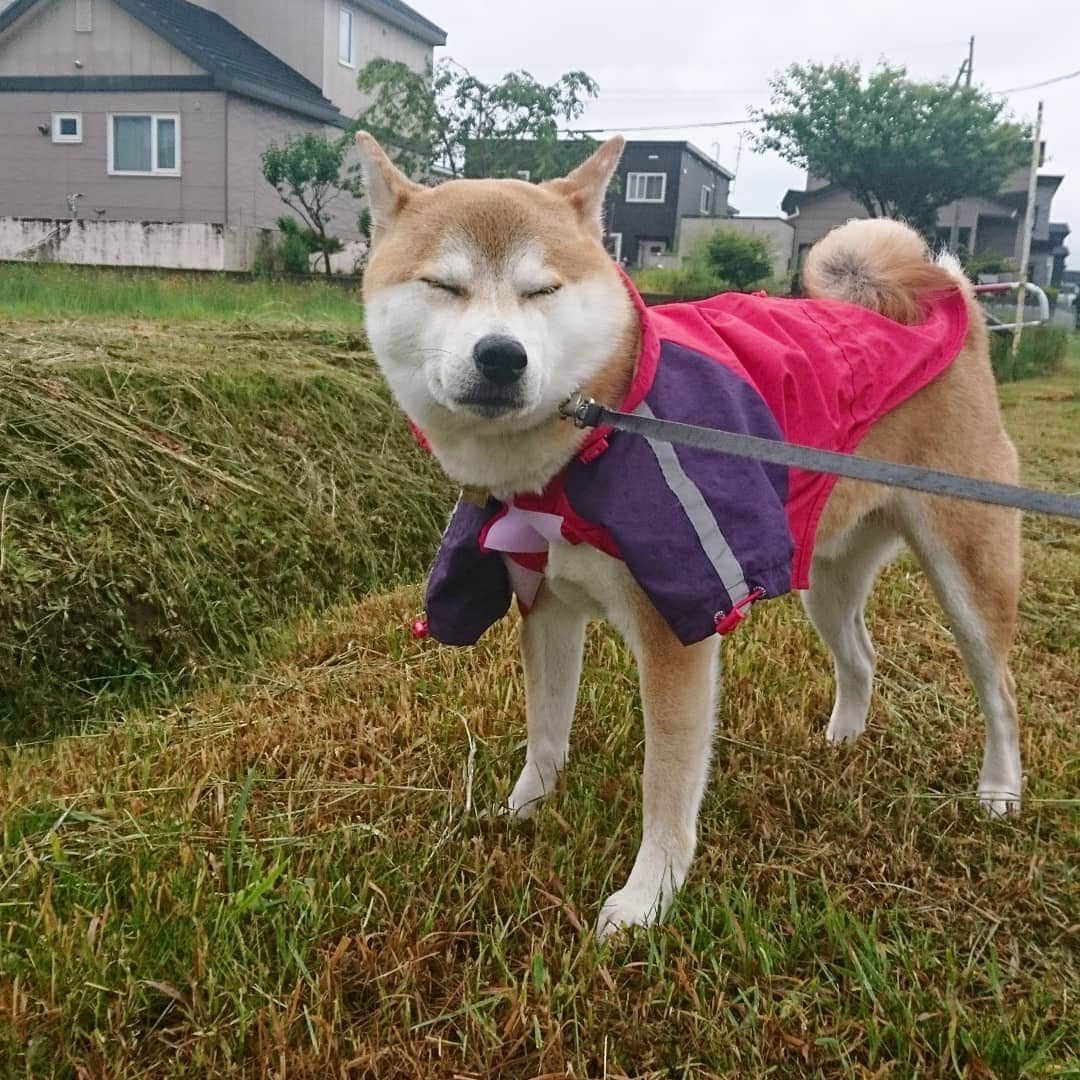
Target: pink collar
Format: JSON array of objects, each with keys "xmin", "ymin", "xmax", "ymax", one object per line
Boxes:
[{"xmin": 574, "ymin": 267, "xmax": 660, "ymax": 464}]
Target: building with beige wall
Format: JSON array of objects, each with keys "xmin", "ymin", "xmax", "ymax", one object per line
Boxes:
[{"xmin": 0, "ymin": 0, "xmax": 445, "ymax": 256}]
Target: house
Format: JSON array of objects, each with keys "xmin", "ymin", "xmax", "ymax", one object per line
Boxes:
[
  {"xmin": 606, "ymin": 141, "xmax": 734, "ymax": 268},
  {"xmin": 0, "ymin": 0, "xmax": 445, "ymax": 262},
  {"xmin": 782, "ymin": 166, "xmax": 1071, "ymax": 288}
]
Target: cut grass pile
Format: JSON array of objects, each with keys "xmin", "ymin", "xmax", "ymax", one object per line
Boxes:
[
  {"xmin": 0, "ymin": 314, "xmax": 453, "ymax": 737},
  {"xmin": 0, "ymin": 346, "xmax": 1076, "ymax": 1074}
]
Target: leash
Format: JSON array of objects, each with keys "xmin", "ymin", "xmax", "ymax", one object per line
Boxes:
[{"xmin": 560, "ymin": 393, "xmax": 1080, "ymax": 521}]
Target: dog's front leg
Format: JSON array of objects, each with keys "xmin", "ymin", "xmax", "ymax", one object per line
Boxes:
[
  {"xmin": 506, "ymin": 585, "xmax": 587, "ymax": 819},
  {"xmin": 597, "ymin": 611, "xmax": 719, "ymax": 939}
]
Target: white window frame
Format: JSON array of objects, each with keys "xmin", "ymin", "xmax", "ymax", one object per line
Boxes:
[
  {"xmin": 338, "ymin": 6, "xmax": 355, "ymax": 67},
  {"xmin": 107, "ymin": 113, "xmax": 181, "ymax": 177},
  {"xmin": 75, "ymin": 0, "xmax": 93, "ymax": 32},
  {"xmin": 626, "ymin": 171, "xmax": 666, "ymax": 204},
  {"xmin": 700, "ymin": 184, "xmax": 713, "ymax": 215},
  {"xmin": 607, "ymin": 232, "xmax": 622, "ymax": 262},
  {"xmin": 52, "ymin": 112, "xmax": 83, "ymax": 144}
]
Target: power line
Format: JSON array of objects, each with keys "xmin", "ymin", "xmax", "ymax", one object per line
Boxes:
[
  {"xmin": 997, "ymin": 68, "xmax": 1080, "ymax": 93},
  {"xmin": 568, "ymin": 118, "xmax": 762, "ymax": 134}
]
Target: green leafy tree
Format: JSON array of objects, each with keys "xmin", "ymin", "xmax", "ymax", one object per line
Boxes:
[
  {"xmin": 261, "ymin": 133, "xmax": 361, "ymax": 275},
  {"xmin": 703, "ymin": 230, "xmax": 773, "ymax": 291},
  {"xmin": 753, "ymin": 62, "xmax": 1029, "ymax": 238},
  {"xmin": 354, "ymin": 58, "xmax": 599, "ymax": 180}
]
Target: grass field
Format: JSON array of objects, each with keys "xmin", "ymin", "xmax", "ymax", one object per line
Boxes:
[
  {"xmin": 0, "ymin": 282, "xmax": 1077, "ymax": 1076},
  {"xmin": 0, "ymin": 263, "xmax": 364, "ymax": 323}
]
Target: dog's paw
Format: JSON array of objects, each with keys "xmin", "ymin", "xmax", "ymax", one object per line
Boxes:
[
  {"xmin": 979, "ymin": 786, "xmax": 1021, "ymax": 819},
  {"xmin": 504, "ymin": 760, "xmax": 560, "ymax": 820},
  {"xmin": 595, "ymin": 885, "xmax": 665, "ymax": 941},
  {"xmin": 825, "ymin": 710, "xmax": 865, "ymax": 744}
]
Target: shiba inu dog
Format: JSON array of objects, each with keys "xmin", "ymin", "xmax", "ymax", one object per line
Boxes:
[{"xmin": 355, "ymin": 132, "xmax": 1023, "ymax": 938}]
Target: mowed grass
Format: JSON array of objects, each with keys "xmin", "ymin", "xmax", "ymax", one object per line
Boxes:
[
  {"xmin": 0, "ymin": 337, "xmax": 1077, "ymax": 1076},
  {"xmin": 0, "ymin": 294, "xmax": 451, "ymax": 736},
  {"xmin": 0, "ymin": 263, "xmax": 364, "ymax": 323}
]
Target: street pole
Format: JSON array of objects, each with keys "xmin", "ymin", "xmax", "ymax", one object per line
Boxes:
[
  {"xmin": 948, "ymin": 35, "xmax": 975, "ymax": 254},
  {"xmin": 1011, "ymin": 99, "xmax": 1044, "ymax": 364}
]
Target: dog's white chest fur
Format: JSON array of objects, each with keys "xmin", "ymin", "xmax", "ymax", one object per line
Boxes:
[{"xmin": 542, "ymin": 543, "xmax": 642, "ymax": 643}]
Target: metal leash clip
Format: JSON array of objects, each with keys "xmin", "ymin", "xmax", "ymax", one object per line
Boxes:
[{"xmin": 559, "ymin": 391, "xmax": 604, "ymax": 429}]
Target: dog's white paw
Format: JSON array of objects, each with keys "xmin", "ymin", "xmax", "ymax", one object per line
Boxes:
[
  {"xmin": 595, "ymin": 885, "xmax": 666, "ymax": 941},
  {"xmin": 825, "ymin": 709, "xmax": 866, "ymax": 744},
  {"xmin": 504, "ymin": 761, "xmax": 559, "ymax": 820},
  {"xmin": 979, "ymin": 786, "xmax": 1021, "ymax": 819}
]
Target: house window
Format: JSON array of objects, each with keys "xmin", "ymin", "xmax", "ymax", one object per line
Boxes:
[
  {"xmin": 606, "ymin": 232, "xmax": 623, "ymax": 262},
  {"xmin": 75, "ymin": 0, "xmax": 92, "ymax": 32},
  {"xmin": 700, "ymin": 185, "xmax": 713, "ymax": 214},
  {"xmin": 516, "ymin": 169, "xmax": 531, "ymax": 181},
  {"xmin": 338, "ymin": 6, "xmax": 354, "ymax": 66},
  {"xmin": 52, "ymin": 112, "xmax": 82, "ymax": 143},
  {"xmin": 108, "ymin": 114, "xmax": 180, "ymax": 176},
  {"xmin": 626, "ymin": 172, "xmax": 666, "ymax": 203}
]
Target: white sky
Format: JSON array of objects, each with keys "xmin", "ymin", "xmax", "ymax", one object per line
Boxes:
[{"xmin": 417, "ymin": 0, "xmax": 1078, "ymax": 268}]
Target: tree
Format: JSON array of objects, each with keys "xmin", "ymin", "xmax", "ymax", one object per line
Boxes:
[
  {"xmin": 261, "ymin": 132, "xmax": 361, "ymax": 275},
  {"xmin": 752, "ymin": 63, "xmax": 1029, "ymax": 238},
  {"xmin": 353, "ymin": 58, "xmax": 599, "ymax": 180},
  {"xmin": 703, "ymin": 230, "xmax": 773, "ymax": 291}
]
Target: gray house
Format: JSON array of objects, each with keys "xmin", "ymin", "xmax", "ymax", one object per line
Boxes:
[
  {"xmin": 782, "ymin": 166, "xmax": 1071, "ymax": 287},
  {"xmin": 0, "ymin": 0, "xmax": 445, "ymax": 250},
  {"xmin": 607, "ymin": 141, "xmax": 734, "ymax": 267}
]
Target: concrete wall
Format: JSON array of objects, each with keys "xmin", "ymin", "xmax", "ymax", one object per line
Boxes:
[
  {"xmin": 0, "ymin": 0, "xmax": 204, "ymax": 76},
  {"xmin": 0, "ymin": 216, "xmax": 272, "ymax": 270},
  {"xmin": 679, "ymin": 216, "xmax": 795, "ymax": 277},
  {"xmin": 0, "ymin": 89, "xmax": 227, "ymax": 222}
]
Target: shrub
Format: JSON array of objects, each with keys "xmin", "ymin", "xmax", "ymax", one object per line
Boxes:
[
  {"xmin": 276, "ymin": 216, "xmax": 313, "ymax": 275},
  {"xmin": 990, "ymin": 325, "xmax": 1069, "ymax": 381},
  {"xmin": 703, "ymin": 230, "xmax": 773, "ymax": 291}
]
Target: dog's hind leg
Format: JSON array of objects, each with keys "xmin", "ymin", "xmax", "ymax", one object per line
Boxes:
[
  {"xmin": 506, "ymin": 584, "xmax": 587, "ymax": 819},
  {"xmin": 802, "ymin": 513, "xmax": 903, "ymax": 744},
  {"xmin": 899, "ymin": 494, "xmax": 1023, "ymax": 816}
]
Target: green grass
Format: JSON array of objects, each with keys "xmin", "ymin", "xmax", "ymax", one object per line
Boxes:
[
  {"xmin": 0, "ymin": 263, "xmax": 364, "ymax": 322},
  {"xmin": 0, "ymin": 283, "xmax": 453, "ymax": 738},
  {"xmin": 0, "ymin": 306, "xmax": 1076, "ymax": 1074}
]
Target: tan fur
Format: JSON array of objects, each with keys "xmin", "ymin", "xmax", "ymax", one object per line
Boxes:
[{"xmin": 803, "ymin": 218, "xmax": 961, "ymax": 324}]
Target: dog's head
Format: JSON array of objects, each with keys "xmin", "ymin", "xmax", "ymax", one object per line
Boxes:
[{"xmin": 356, "ymin": 133, "xmax": 635, "ymax": 489}]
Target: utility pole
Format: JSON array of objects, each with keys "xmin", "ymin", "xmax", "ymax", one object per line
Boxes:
[
  {"xmin": 947, "ymin": 35, "xmax": 975, "ymax": 254},
  {"xmin": 1011, "ymin": 99, "xmax": 1044, "ymax": 362}
]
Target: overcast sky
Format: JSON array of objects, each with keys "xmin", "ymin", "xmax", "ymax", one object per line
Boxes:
[{"xmin": 417, "ymin": 0, "xmax": 1078, "ymax": 268}]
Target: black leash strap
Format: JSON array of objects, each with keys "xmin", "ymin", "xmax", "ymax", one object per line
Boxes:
[{"xmin": 560, "ymin": 394, "xmax": 1080, "ymax": 522}]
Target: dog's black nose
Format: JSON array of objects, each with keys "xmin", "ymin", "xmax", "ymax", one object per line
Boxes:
[{"xmin": 473, "ymin": 335, "xmax": 527, "ymax": 386}]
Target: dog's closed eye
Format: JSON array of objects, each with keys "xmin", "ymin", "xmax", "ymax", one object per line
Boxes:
[
  {"xmin": 522, "ymin": 284, "xmax": 562, "ymax": 300},
  {"xmin": 420, "ymin": 278, "xmax": 467, "ymax": 297}
]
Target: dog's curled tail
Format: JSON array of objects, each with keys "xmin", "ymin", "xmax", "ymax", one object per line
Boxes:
[{"xmin": 802, "ymin": 218, "xmax": 965, "ymax": 325}]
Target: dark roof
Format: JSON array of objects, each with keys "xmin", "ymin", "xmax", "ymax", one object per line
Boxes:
[
  {"xmin": 353, "ymin": 0, "xmax": 446, "ymax": 45},
  {"xmin": 623, "ymin": 139, "xmax": 734, "ymax": 179},
  {"xmin": 781, "ymin": 184, "xmax": 839, "ymax": 215},
  {"xmin": 1, "ymin": 0, "xmax": 433, "ymax": 125}
]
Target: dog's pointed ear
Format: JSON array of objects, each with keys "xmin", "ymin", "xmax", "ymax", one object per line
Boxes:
[
  {"xmin": 542, "ymin": 136, "xmax": 625, "ymax": 239},
  {"xmin": 355, "ymin": 131, "xmax": 422, "ymax": 244}
]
